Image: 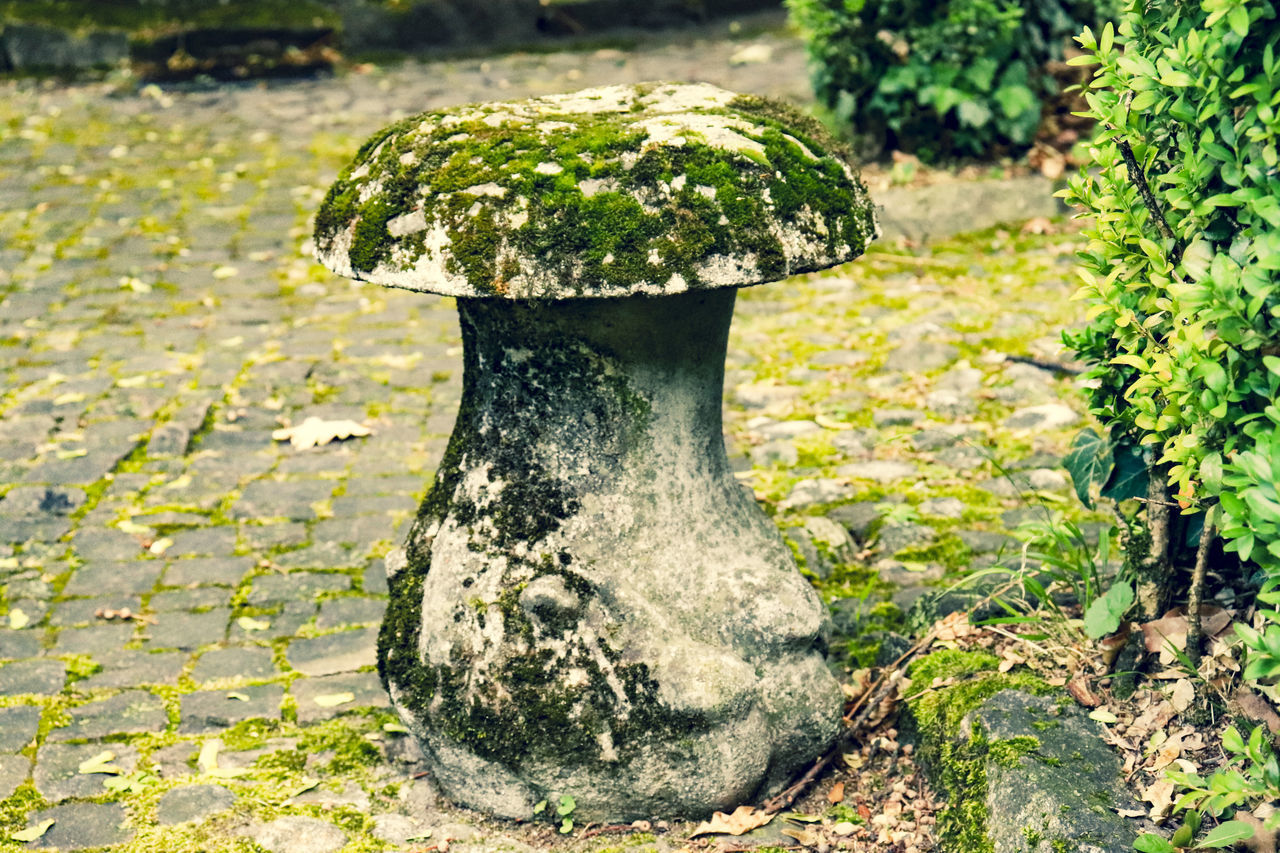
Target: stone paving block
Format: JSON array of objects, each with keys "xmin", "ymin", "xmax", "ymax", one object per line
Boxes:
[
  {"xmin": 233, "ymin": 478, "xmax": 335, "ymax": 522},
  {"xmin": 48, "ymin": 689, "xmax": 168, "ymax": 742},
  {"xmin": 0, "ymin": 630, "xmax": 41, "ymax": 661},
  {"xmin": 62, "ymin": 560, "xmax": 163, "ymax": 597},
  {"xmin": 165, "ymin": 526, "xmax": 238, "ymax": 557},
  {"xmin": 49, "ymin": 595, "xmax": 143, "ymax": 627},
  {"xmin": 240, "ymin": 522, "xmax": 310, "ymax": 550},
  {"xmin": 311, "ymin": 515, "xmax": 394, "ymax": 550},
  {"xmin": 292, "ymin": 671, "xmax": 389, "ymax": 723},
  {"xmin": 287, "ymin": 627, "xmax": 377, "ymax": 677},
  {"xmin": 34, "ymin": 742, "xmax": 140, "ymax": 802},
  {"xmin": 0, "ymin": 659, "xmax": 66, "ymax": 696},
  {"xmin": 150, "ymin": 587, "xmax": 231, "ymax": 612},
  {"xmin": 157, "ymin": 783, "xmax": 236, "ymax": 824},
  {"xmin": 0, "ymin": 518, "xmax": 72, "ymax": 545},
  {"xmin": 363, "ymin": 561, "xmax": 389, "ymax": 596},
  {"xmin": 192, "ymin": 645, "xmax": 277, "ymax": 683},
  {"xmin": 23, "ymin": 801, "xmax": 133, "ymax": 850},
  {"xmin": 247, "ymin": 571, "xmax": 351, "ymax": 606},
  {"xmin": 179, "ymin": 683, "xmax": 285, "ymax": 733},
  {"xmin": 69, "ymin": 527, "xmax": 143, "ymax": 562},
  {"xmin": 0, "ymin": 485, "xmax": 87, "ymax": 518},
  {"xmin": 0, "ymin": 705, "xmax": 41, "ymax": 752},
  {"xmin": 78, "ymin": 649, "xmax": 188, "ymax": 690},
  {"xmin": 316, "ymin": 596, "xmax": 386, "ymax": 630},
  {"xmin": 162, "ymin": 556, "xmax": 254, "ymax": 588},
  {"xmin": 250, "ymin": 815, "xmax": 347, "ymax": 853},
  {"xmin": 227, "ymin": 602, "xmax": 313, "ymax": 642},
  {"xmin": 51, "ymin": 623, "xmax": 135, "ymax": 657},
  {"xmin": 143, "ymin": 608, "xmax": 230, "ymax": 650},
  {"xmin": 273, "ymin": 540, "xmax": 367, "ymax": 570},
  {"xmin": 0, "ymin": 753, "xmax": 30, "ymax": 801}
]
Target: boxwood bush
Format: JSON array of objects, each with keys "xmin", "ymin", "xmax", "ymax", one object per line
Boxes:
[
  {"xmin": 786, "ymin": 0, "xmax": 1118, "ymax": 162},
  {"xmin": 1064, "ymin": 0, "xmax": 1280, "ymax": 843}
]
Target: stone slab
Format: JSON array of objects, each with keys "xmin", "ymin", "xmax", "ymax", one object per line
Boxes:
[
  {"xmin": 291, "ymin": 670, "xmax": 389, "ymax": 723},
  {"xmin": 23, "ymin": 801, "xmax": 133, "ymax": 850},
  {"xmin": 0, "ymin": 659, "xmax": 66, "ymax": 696},
  {"xmin": 191, "ymin": 645, "xmax": 277, "ymax": 683},
  {"xmin": 48, "ymin": 689, "xmax": 168, "ymax": 741},
  {"xmin": 0, "ymin": 704, "xmax": 42, "ymax": 752},
  {"xmin": 179, "ymin": 683, "xmax": 284, "ymax": 733},
  {"xmin": 0, "ymin": 753, "xmax": 30, "ymax": 800},
  {"xmin": 157, "ymin": 783, "xmax": 236, "ymax": 824},
  {"xmin": 33, "ymin": 743, "xmax": 140, "ymax": 802},
  {"xmin": 286, "ymin": 627, "xmax": 377, "ymax": 677}
]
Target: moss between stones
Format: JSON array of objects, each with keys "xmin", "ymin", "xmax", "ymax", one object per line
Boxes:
[
  {"xmin": 904, "ymin": 649, "xmax": 1055, "ymax": 853},
  {"xmin": 314, "ymin": 85, "xmax": 876, "ymax": 295}
]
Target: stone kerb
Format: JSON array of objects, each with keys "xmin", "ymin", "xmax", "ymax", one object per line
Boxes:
[{"xmin": 313, "ymin": 81, "xmax": 878, "ymax": 821}]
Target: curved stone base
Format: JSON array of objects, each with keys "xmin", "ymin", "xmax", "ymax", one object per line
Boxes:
[{"xmin": 376, "ymin": 291, "xmax": 842, "ymax": 820}]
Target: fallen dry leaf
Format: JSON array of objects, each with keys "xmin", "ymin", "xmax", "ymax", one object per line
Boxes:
[
  {"xmin": 1142, "ymin": 777, "xmax": 1177, "ymax": 820},
  {"xmin": 1141, "ymin": 606, "xmax": 1232, "ymax": 661},
  {"xmin": 272, "ymin": 417, "xmax": 372, "ymax": 450},
  {"xmin": 1169, "ymin": 679, "xmax": 1196, "ymax": 714},
  {"xmin": 1067, "ymin": 674, "xmax": 1104, "ymax": 707},
  {"xmin": 689, "ymin": 806, "xmax": 774, "ymax": 838},
  {"xmin": 1231, "ymin": 688, "xmax": 1280, "ymax": 735},
  {"xmin": 828, "ymin": 781, "xmax": 846, "ymax": 804}
]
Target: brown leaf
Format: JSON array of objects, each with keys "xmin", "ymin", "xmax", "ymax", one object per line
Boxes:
[
  {"xmin": 1067, "ymin": 674, "xmax": 1103, "ymax": 708},
  {"xmin": 1169, "ymin": 679, "xmax": 1196, "ymax": 714},
  {"xmin": 828, "ymin": 781, "xmax": 845, "ymax": 804},
  {"xmin": 1021, "ymin": 215, "xmax": 1056, "ymax": 234},
  {"xmin": 689, "ymin": 806, "xmax": 774, "ymax": 838},
  {"xmin": 1099, "ymin": 623, "xmax": 1131, "ymax": 669},
  {"xmin": 1140, "ymin": 606, "xmax": 1232, "ymax": 657},
  {"xmin": 780, "ymin": 826, "xmax": 818, "ymax": 846},
  {"xmin": 1141, "ymin": 777, "xmax": 1176, "ymax": 821},
  {"xmin": 1231, "ymin": 688, "xmax": 1280, "ymax": 735},
  {"xmin": 1235, "ymin": 809, "xmax": 1277, "ymax": 853}
]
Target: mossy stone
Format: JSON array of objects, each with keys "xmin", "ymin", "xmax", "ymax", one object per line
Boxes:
[{"xmin": 313, "ymin": 82, "xmax": 877, "ymax": 298}]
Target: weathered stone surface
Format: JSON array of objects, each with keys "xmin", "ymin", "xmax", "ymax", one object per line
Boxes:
[
  {"xmin": 179, "ymin": 684, "xmax": 284, "ymax": 733},
  {"xmin": 974, "ymin": 690, "xmax": 1140, "ymax": 853},
  {"xmin": 0, "ymin": 24, "xmax": 128, "ymax": 72},
  {"xmin": 0, "ymin": 660, "xmax": 66, "ymax": 696},
  {"xmin": 250, "ymin": 816, "xmax": 347, "ymax": 853},
  {"xmin": 376, "ymin": 292, "xmax": 842, "ymax": 820},
  {"xmin": 34, "ymin": 743, "xmax": 140, "ymax": 802},
  {"xmin": 22, "ymin": 801, "xmax": 132, "ymax": 850},
  {"xmin": 0, "ymin": 705, "xmax": 41, "ymax": 752},
  {"xmin": 287, "ymin": 626, "xmax": 377, "ymax": 676},
  {"xmin": 48, "ymin": 689, "xmax": 167, "ymax": 741},
  {"xmin": 0, "ymin": 753, "xmax": 27, "ymax": 800},
  {"xmin": 191, "ymin": 646, "xmax": 277, "ymax": 683},
  {"xmin": 157, "ymin": 784, "xmax": 236, "ymax": 824},
  {"xmin": 314, "ymin": 82, "xmax": 876, "ymax": 299},
  {"xmin": 291, "ymin": 671, "xmax": 389, "ymax": 723}
]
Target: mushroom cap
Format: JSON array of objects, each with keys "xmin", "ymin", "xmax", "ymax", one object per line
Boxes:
[{"xmin": 313, "ymin": 82, "xmax": 878, "ymax": 299}]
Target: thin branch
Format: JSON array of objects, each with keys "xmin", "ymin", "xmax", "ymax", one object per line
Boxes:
[
  {"xmin": 1111, "ymin": 91, "xmax": 1179, "ymax": 254},
  {"xmin": 1185, "ymin": 515, "xmax": 1217, "ymax": 666}
]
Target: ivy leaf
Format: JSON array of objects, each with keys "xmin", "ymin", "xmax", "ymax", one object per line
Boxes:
[
  {"xmin": 1083, "ymin": 582, "xmax": 1134, "ymax": 639},
  {"xmin": 1100, "ymin": 441, "xmax": 1149, "ymax": 503},
  {"xmin": 556, "ymin": 794, "xmax": 576, "ymax": 816},
  {"xmin": 1064, "ymin": 428, "xmax": 1114, "ymax": 508}
]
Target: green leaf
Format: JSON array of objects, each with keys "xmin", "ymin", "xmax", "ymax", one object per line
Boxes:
[
  {"xmin": 11, "ymin": 820, "xmax": 55, "ymax": 843},
  {"xmin": 1134, "ymin": 832, "xmax": 1177, "ymax": 853},
  {"xmin": 1196, "ymin": 820, "xmax": 1255, "ymax": 847},
  {"xmin": 532, "ymin": 800, "xmax": 547, "ymax": 815},
  {"xmin": 559, "ymin": 818, "xmax": 574, "ymax": 834},
  {"xmin": 1083, "ymin": 582, "xmax": 1134, "ymax": 639},
  {"xmin": 1228, "ymin": 5, "xmax": 1250, "ymax": 37},
  {"xmin": 557, "ymin": 794, "xmax": 576, "ymax": 816},
  {"xmin": 1064, "ymin": 428, "xmax": 1115, "ymax": 508}
]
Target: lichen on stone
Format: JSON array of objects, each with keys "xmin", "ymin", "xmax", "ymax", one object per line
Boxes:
[{"xmin": 312, "ymin": 82, "xmax": 878, "ymax": 299}]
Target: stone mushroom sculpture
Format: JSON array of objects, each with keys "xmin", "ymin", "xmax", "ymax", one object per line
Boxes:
[{"xmin": 313, "ymin": 82, "xmax": 877, "ymax": 821}]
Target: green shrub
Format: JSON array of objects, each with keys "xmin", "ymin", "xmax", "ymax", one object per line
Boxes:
[
  {"xmin": 786, "ymin": 0, "xmax": 1118, "ymax": 162},
  {"xmin": 1063, "ymin": 0, "xmax": 1280, "ymax": 843}
]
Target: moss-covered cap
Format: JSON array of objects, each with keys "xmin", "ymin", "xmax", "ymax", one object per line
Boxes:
[{"xmin": 313, "ymin": 82, "xmax": 878, "ymax": 299}]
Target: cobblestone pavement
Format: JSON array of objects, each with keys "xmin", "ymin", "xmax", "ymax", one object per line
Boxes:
[{"xmin": 0, "ymin": 19, "xmax": 1093, "ymax": 853}]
